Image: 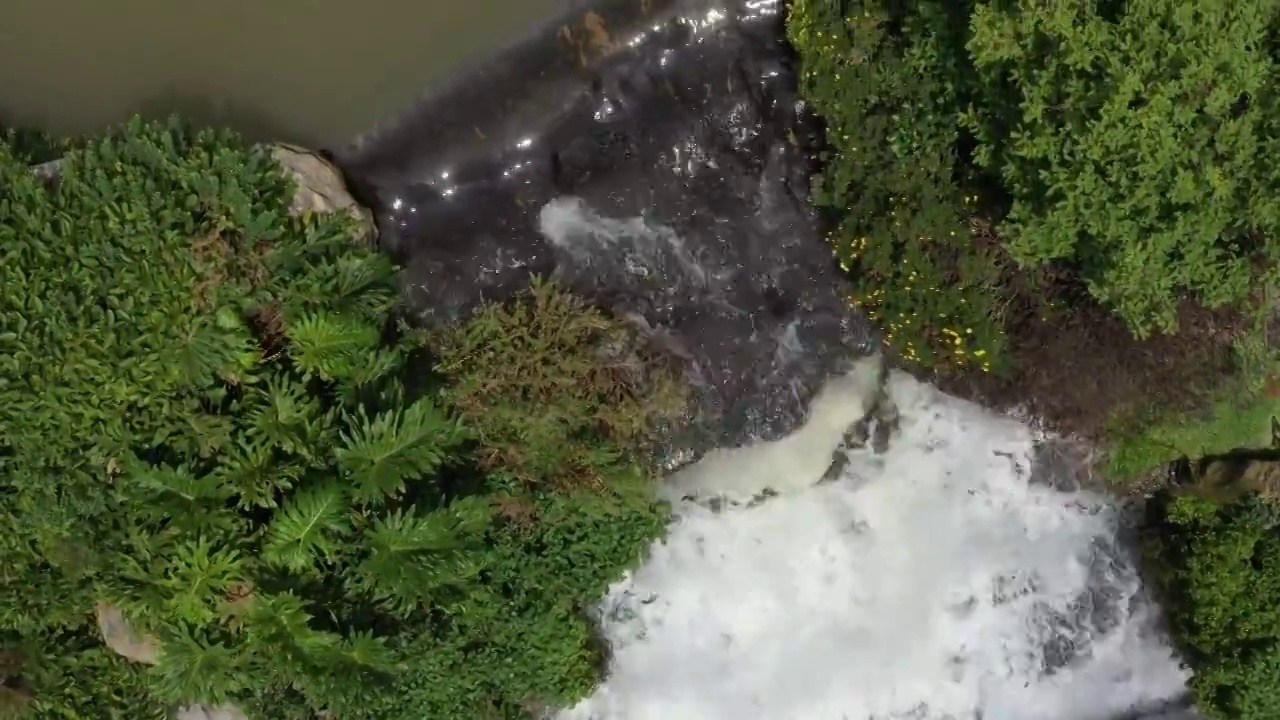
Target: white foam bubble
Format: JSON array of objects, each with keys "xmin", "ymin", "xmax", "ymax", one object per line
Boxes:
[{"xmin": 556, "ymin": 370, "xmax": 1190, "ymax": 720}]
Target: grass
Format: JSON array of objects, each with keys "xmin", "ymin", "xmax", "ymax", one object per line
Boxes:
[
  {"xmin": 1106, "ymin": 394, "xmax": 1280, "ymax": 480},
  {"xmin": 1104, "ymin": 331, "xmax": 1280, "ymax": 483}
]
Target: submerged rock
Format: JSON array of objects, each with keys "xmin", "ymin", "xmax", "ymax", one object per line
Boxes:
[{"xmin": 335, "ymin": 0, "xmax": 873, "ymax": 464}]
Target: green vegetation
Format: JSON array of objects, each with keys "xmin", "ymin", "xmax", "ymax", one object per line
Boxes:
[
  {"xmin": 1142, "ymin": 492, "xmax": 1280, "ymax": 720},
  {"xmin": 787, "ymin": 0, "xmax": 1006, "ymax": 372},
  {"xmin": 791, "ymin": 0, "xmax": 1280, "ymax": 362},
  {"xmin": 1108, "ymin": 390, "xmax": 1280, "ymax": 480},
  {"xmin": 791, "ymin": 2, "xmax": 1280, "ymax": 714},
  {"xmin": 1105, "ymin": 315, "xmax": 1280, "ymax": 479},
  {"xmin": 0, "ymin": 119, "xmax": 680, "ymax": 719},
  {"xmin": 789, "ymin": 0, "xmax": 1280, "ymax": 479},
  {"xmin": 967, "ymin": 1, "xmax": 1280, "ymax": 338}
]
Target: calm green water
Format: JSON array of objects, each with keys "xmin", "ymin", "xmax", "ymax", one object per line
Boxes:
[{"xmin": 0, "ymin": 0, "xmax": 562, "ymax": 147}]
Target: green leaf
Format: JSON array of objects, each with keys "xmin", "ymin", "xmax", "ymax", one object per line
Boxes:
[
  {"xmin": 336, "ymin": 399, "xmax": 466, "ymax": 505},
  {"xmin": 261, "ymin": 483, "xmax": 350, "ymax": 573},
  {"xmin": 285, "ymin": 311, "xmax": 380, "ymax": 381}
]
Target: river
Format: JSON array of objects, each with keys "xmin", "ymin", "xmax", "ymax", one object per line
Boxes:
[
  {"xmin": 0, "ymin": 0, "xmax": 560, "ymax": 147},
  {"xmin": 4, "ymin": 0, "xmax": 1201, "ymax": 716}
]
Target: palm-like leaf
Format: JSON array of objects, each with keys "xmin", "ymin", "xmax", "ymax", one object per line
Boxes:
[
  {"xmin": 285, "ymin": 311, "xmax": 380, "ymax": 381},
  {"xmin": 261, "ymin": 483, "xmax": 349, "ymax": 573},
  {"xmin": 348, "ymin": 498, "xmax": 490, "ymax": 616},
  {"xmin": 151, "ymin": 624, "xmax": 254, "ymax": 706},
  {"xmin": 244, "ymin": 372, "xmax": 330, "ymax": 459},
  {"xmin": 335, "ymin": 399, "xmax": 467, "ymax": 505},
  {"xmin": 210, "ymin": 438, "xmax": 302, "ymax": 510}
]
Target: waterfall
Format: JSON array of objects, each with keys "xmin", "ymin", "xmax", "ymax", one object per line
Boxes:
[{"xmin": 556, "ymin": 368, "xmax": 1191, "ymax": 720}]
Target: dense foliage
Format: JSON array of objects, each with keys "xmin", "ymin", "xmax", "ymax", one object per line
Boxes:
[
  {"xmin": 967, "ymin": 0, "xmax": 1280, "ymax": 338},
  {"xmin": 787, "ymin": 0, "xmax": 1006, "ymax": 372},
  {"xmin": 789, "ymin": 0, "xmax": 1280, "ymax": 365},
  {"xmin": 791, "ymin": 2, "xmax": 1280, "ymax": 715},
  {"xmin": 1142, "ymin": 491, "xmax": 1280, "ymax": 720},
  {"xmin": 0, "ymin": 119, "xmax": 678, "ymax": 719}
]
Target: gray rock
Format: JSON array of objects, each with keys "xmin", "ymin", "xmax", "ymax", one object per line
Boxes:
[
  {"xmin": 95, "ymin": 601, "xmax": 159, "ymax": 665},
  {"xmin": 270, "ymin": 142, "xmax": 376, "ymax": 245}
]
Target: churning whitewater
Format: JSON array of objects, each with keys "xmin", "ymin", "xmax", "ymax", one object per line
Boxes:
[{"xmin": 556, "ymin": 365, "xmax": 1192, "ymax": 720}]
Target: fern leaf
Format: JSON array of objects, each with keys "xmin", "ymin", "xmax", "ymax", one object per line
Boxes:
[
  {"xmin": 344, "ymin": 347, "xmax": 402, "ymax": 390},
  {"xmin": 126, "ymin": 458, "xmax": 228, "ymax": 504},
  {"xmin": 175, "ymin": 314, "xmax": 260, "ymax": 388},
  {"xmin": 211, "ymin": 437, "xmax": 302, "ymax": 510},
  {"xmin": 335, "ymin": 399, "xmax": 466, "ymax": 505},
  {"xmin": 164, "ymin": 538, "xmax": 248, "ymax": 626},
  {"xmin": 244, "ymin": 372, "xmax": 331, "ymax": 459},
  {"xmin": 151, "ymin": 624, "xmax": 254, "ymax": 706},
  {"xmin": 348, "ymin": 498, "xmax": 491, "ymax": 616},
  {"xmin": 341, "ymin": 629, "xmax": 396, "ymax": 671},
  {"xmin": 285, "ymin": 311, "xmax": 380, "ymax": 381},
  {"xmin": 332, "ymin": 253, "xmax": 397, "ymax": 319},
  {"xmin": 261, "ymin": 483, "xmax": 349, "ymax": 573},
  {"xmin": 241, "ymin": 591, "xmax": 348, "ymax": 682},
  {"xmin": 121, "ymin": 457, "xmax": 235, "ymax": 531}
]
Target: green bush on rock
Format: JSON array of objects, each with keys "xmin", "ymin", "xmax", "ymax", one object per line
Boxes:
[
  {"xmin": 790, "ymin": 0, "xmax": 1280, "ymax": 368},
  {"xmin": 0, "ymin": 119, "xmax": 678, "ymax": 719},
  {"xmin": 966, "ymin": 0, "xmax": 1280, "ymax": 338},
  {"xmin": 1142, "ymin": 491, "xmax": 1280, "ymax": 720}
]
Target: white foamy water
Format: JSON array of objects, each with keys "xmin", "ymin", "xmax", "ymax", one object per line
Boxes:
[{"xmin": 557, "ymin": 368, "xmax": 1191, "ymax": 720}]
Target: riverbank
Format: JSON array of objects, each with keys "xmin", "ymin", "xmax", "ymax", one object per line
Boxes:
[{"xmin": 786, "ymin": 0, "xmax": 1280, "ymax": 495}]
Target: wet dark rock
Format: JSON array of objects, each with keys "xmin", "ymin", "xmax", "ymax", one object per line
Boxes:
[
  {"xmin": 1113, "ymin": 699, "xmax": 1205, "ymax": 720},
  {"xmin": 334, "ymin": 0, "xmax": 872, "ymax": 465},
  {"xmin": 1030, "ymin": 436, "xmax": 1100, "ymax": 493}
]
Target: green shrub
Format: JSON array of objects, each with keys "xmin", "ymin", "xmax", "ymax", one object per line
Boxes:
[
  {"xmin": 1142, "ymin": 492, "xmax": 1280, "ymax": 719},
  {"xmin": 307, "ymin": 281, "xmax": 679, "ymax": 719},
  {"xmin": 0, "ymin": 118, "xmax": 676, "ymax": 719},
  {"xmin": 966, "ymin": 0, "xmax": 1280, "ymax": 337},
  {"xmin": 431, "ymin": 277, "xmax": 686, "ymax": 490},
  {"xmin": 788, "ymin": 0, "xmax": 1007, "ymax": 372}
]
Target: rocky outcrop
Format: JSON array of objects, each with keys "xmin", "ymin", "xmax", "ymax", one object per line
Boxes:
[
  {"xmin": 270, "ymin": 142, "xmax": 376, "ymax": 244},
  {"xmin": 1170, "ymin": 448, "xmax": 1280, "ymax": 503},
  {"xmin": 335, "ymin": 0, "xmax": 874, "ymax": 466}
]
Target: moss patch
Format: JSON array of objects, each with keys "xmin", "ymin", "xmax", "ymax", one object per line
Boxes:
[
  {"xmin": 1103, "ymin": 330, "xmax": 1280, "ymax": 484},
  {"xmin": 1107, "ymin": 391, "xmax": 1280, "ymax": 480}
]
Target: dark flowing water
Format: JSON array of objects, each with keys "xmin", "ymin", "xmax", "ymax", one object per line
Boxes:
[{"xmin": 0, "ymin": 0, "xmax": 560, "ymax": 146}]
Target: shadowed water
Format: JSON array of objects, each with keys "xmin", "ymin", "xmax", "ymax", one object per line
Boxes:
[{"xmin": 0, "ymin": 0, "xmax": 561, "ymax": 146}]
